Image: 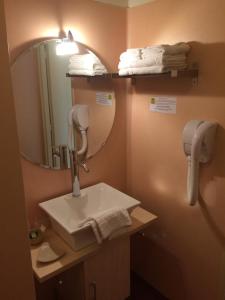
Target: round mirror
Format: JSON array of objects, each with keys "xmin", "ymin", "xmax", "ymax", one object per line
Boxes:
[{"xmin": 11, "ymin": 39, "xmax": 116, "ymax": 169}]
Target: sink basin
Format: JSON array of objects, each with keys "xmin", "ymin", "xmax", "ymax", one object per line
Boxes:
[{"xmin": 39, "ymin": 182, "xmax": 140, "ymax": 251}]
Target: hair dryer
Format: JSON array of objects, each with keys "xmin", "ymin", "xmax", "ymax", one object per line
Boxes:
[
  {"xmin": 68, "ymin": 104, "xmax": 89, "ymax": 155},
  {"xmin": 182, "ymin": 120, "xmax": 217, "ymax": 206}
]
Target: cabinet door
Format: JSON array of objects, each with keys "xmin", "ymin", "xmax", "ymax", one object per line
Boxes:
[
  {"xmin": 35, "ymin": 264, "xmax": 85, "ymax": 300},
  {"xmin": 84, "ymin": 237, "xmax": 130, "ymax": 300}
]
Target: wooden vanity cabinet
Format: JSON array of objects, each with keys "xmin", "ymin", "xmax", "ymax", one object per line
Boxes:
[
  {"xmin": 35, "ymin": 237, "xmax": 130, "ymax": 300},
  {"xmin": 32, "ymin": 207, "xmax": 157, "ymax": 300},
  {"xmin": 84, "ymin": 236, "xmax": 130, "ymax": 300},
  {"xmin": 34, "ymin": 263, "xmax": 85, "ymax": 300}
]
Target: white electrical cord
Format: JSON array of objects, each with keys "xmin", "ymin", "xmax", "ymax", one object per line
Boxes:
[
  {"xmin": 68, "ymin": 107, "xmax": 76, "ymax": 151},
  {"xmin": 67, "ymin": 106, "xmax": 88, "ymax": 155},
  {"xmin": 187, "ymin": 155, "xmax": 199, "ymax": 206},
  {"xmin": 77, "ymin": 130, "xmax": 88, "ymax": 156}
]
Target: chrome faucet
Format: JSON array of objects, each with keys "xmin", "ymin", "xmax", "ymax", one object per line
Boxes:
[
  {"xmin": 53, "ymin": 144, "xmax": 69, "ymax": 169},
  {"xmin": 69, "ymin": 149, "xmax": 89, "ymax": 197},
  {"xmin": 79, "ymin": 160, "xmax": 90, "ymax": 173}
]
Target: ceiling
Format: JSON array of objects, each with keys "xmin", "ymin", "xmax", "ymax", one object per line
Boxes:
[{"xmin": 94, "ymin": 0, "xmax": 155, "ymax": 8}]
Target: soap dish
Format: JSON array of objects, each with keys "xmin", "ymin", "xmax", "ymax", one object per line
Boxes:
[{"xmin": 37, "ymin": 242, "xmax": 65, "ymax": 263}]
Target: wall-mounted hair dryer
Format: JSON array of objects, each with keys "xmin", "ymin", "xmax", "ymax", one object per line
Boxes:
[
  {"xmin": 68, "ymin": 104, "xmax": 89, "ymax": 155},
  {"xmin": 182, "ymin": 120, "xmax": 217, "ymax": 206}
]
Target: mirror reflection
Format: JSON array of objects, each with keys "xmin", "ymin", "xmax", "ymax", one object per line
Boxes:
[{"xmin": 11, "ymin": 39, "xmax": 116, "ymax": 170}]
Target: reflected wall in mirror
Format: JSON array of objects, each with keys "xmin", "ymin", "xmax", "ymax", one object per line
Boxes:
[
  {"xmin": 11, "ymin": 39, "xmax": 116, "ymax": 170},
  {"xmin": 71, "ymin": 79, "xmax": 116, "ymax": 159}
]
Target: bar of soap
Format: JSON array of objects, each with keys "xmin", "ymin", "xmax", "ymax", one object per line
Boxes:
[{"xmin": 37, "ymin": 242, "xmax": 65, "ymax": 263}]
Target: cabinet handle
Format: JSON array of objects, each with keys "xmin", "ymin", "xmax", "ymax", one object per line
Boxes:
[
  {"xmin": 89, "ymin": 281, "xmax": 97, "ymax": 300},
  {"xmin": 54, "ymin": 279, "xmax": 63, "ymax": 300}
]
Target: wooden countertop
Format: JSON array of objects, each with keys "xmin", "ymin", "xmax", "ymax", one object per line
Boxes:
[{"xmin": 31, "ymin": 207, "xmax": 157, "ymax": 282}]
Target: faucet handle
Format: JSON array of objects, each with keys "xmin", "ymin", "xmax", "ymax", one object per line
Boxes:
[{"xmin": 79, "ymin": 161, "xmax": 90, "ymax": 173}]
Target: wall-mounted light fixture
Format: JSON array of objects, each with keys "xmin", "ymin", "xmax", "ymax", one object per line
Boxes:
[{"xmin": 56, "ymin": 30, "xmax": 79, "ymax": 56}]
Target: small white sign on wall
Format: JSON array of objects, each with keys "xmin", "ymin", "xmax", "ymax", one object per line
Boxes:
[
  {"xmin": 149, "ymin": 96, "xmax": 177, "ymax": 114},
  {"xmin": 96, "ymin": 92, "xmax": 113, "ymax": 106}
]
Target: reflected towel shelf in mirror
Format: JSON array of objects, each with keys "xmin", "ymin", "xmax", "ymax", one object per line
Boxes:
[{"xmin": 66, "ymin": 73, "xmax": 113, "ymax": 79}]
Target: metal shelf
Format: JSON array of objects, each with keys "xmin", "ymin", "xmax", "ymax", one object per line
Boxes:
[{"xmin": 66, "ymin": 65, "xmax": 199, "ymax": 85}]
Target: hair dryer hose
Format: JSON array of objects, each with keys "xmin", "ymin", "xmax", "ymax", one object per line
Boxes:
[
  {"xmin": 77, "ymin": 130, "xmax": 88, "ymax": 156},
  {"xmin": 187, "ymin": 156, "xmax": 199, "ymax": 206}
]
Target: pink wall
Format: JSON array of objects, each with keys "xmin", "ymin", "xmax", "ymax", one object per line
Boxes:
[
  {"xmin": 0, "ymin": 1, "xmax": 35, "ymax": 299},
  {"xmin": 127, "ymin": 0, "xmax": 225, "ymax": 299},
  {"xmin": 4, "ymin": 0, "xmax": 225, "ymax": 299},
  {"xmin": 4, "ymin": 0, "xmax": 127, "ymax": 225}
]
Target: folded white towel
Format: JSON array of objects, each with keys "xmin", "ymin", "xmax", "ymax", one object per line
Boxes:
[
  {"xmin": 143, "ymin": 42, "xmax": 190, "ymax": 57},
  {"xmin": 119, "ymin": 66, "xmax": 166, "ymax": 76},
  {"xmin": 78, "ymin": 208, "xmax": 132, "ymax": 243},
  {"xmin": 70, "ymin": 53, "xmax": 101, "ymax": 64},
  {"xmin": 118, "ymin": 54, "xmax": 186, "ymax": 69},
  {"xmin": 86, "ymin": 220, "xmax": 102, "ymax": 244},
  {"xmin": 69, "ymin": 53, "xmax": 107, "ymax": 75},
  {"xmin": 69, "ymin": 62, "xmax": 107, "ymax": 72},
  {"xmin": 120, "ymin": 53, "xmax": 141, "ymax": 62},
  {"xmin": 118, "ymin": 65, "xmax": 187, "ymax": 76},
  {"xmin": 142, "ymin": 53, "xmax": 186, "ymax": 63},
  {"xmin": 120, "ymin": 49, "xmax": 142, "ymax": 61},
  {"xmin": 68, "ymin": 69, "xmax": 107, "ymax": 76},
  {"xmin": 126, "ymin": 48, "xmax": 142, "ymax": 53}
]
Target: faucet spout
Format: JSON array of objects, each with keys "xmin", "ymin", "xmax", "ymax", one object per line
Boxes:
[
  {"xmin": 69, "ymin": 149, "xmax": 81, "ymax": 197},
  {"xmin": 69, "ymin": 149, "xmax": 90, "ymax": 197},
  {"xmin": 72, "ymin": 175, "xmax": 81, "ymax": 197}
]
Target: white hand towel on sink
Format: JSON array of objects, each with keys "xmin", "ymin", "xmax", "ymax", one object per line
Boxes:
[
  {"xmin": 78, "ymin": 208, "xmax": 132, "ymax": 243},
  {"xmin": 87, "ymin": 220, "xmax": 103, "ymax": 244}
]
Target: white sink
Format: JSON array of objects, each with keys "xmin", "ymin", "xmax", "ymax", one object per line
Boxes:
[{"xmin": 39, "ymin": 182, "xmax": 140, "ymax": 251}]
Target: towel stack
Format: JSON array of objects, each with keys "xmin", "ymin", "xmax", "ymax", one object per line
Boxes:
[
  {"xmin": 118, "ymin": 43, "xmax": 191, "ymax": 76},
  {"xmin": 68, "ymin": 53, "xmax": 107, "ymax": 76}
]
